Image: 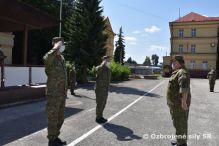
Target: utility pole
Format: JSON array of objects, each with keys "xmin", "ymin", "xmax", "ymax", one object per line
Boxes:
[{"xmin": 57, "ymin": 0, "xmax": 63, "ymax": 37}]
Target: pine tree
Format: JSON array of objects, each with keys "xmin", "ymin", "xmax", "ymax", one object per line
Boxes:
[
  {"xmin": 143, "ymin": 56, "xmax": 151, "ymax": 66},
  {"xmin": 151, "ymin": 54, "xmax": 159, "ymax": 66},
  {"xmin": 126, "ymin": 57, "xmax": 137, "ymax": 65},
  {"xmin": 114, "ymin": 27, "xmax": 125, "ymax": 64},
  {"xmin": 64, "ymin": 0, "xmax": 107, "ymax": 83}
]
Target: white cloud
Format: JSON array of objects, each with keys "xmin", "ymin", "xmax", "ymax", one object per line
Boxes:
[
  {"xmin": 129, "ymin": 42, "xmax": 137, "ymax": 45},
  {"xmin": 132, "ymin": 30, "xmax": 142, "ymax": 34},
  {"xmin": 202, "ymin": 14, "xmax": 208, "ymax": 17},
  {"xmin": 144, "ymin": 25, "xmax": 161, "ymax": 33},
  {"xmin": 147, "ymin": 45, "xmax": 168, "ymax": 52},
  {"xmin": 124, "ymin": 36, "xmax": 138, "ymax": 45},
  {"xmin": 125, "ymin": 36, "xmax": 137, "ymax": 42},
  {"xmin": 143, "ymin": 45, "xmax": 170, "ymax": 63}
]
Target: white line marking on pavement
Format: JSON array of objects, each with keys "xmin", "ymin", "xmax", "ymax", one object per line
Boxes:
[
  {"xmin": 87, "ymin": 108, "xmax": 95, "ymax": 112},
  {"xmin": 68, "ymin": 81, "xmax": 165, "ymax": 146}
]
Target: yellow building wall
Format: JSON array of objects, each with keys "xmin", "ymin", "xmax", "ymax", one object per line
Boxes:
[
  {"xmin": 0, "ymin": 32, "xmax": 14, "ymax": 65},
  {"xmin": 172, "ymin": 39, "xmax": 217, "ymax": 54},
  {"xmin": 163, "ymin": 56, "xmax": 171, "ymax": 65},
  {"xmin": 171, "ymin": 22, "xmax": 218, "ymax": 38},
  {"xmin": 104, "ymin": 18, "xmax": 115, "ymax": 59},
  {"xmin": 170, "ymin": 21, "xmax": 219, "ymax": 71},
  {"xmin": 104, "ymin": 30, "xmax": 114, "ymax": 58}
]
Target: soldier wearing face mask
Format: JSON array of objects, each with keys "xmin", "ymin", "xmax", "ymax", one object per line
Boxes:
[
  {"xmin": 95, "ymin": 56, "xmax": 111, "ymax": 124},
  {"xmin": 167, "ymin": 55, "xmax": 191, "ymax": 146},
  {"xmin": 43, "ymin": 37, "xmax": 67, "ymax": 146}
]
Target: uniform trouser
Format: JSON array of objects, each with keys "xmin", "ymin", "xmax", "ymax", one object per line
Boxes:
[
  {"xmin": 70, "ymin": 81, "xmax": 76, "ymax": 94},
  {"xmin": 169, "ymin": 105, "xmax": 189, "ymax": 145},
  {"xmin": 209, "ymin": 81, "xmax": 215, "ymax": 91},
  {"xmin": 95, "ymin": 88, "xmax": 108, "ymax": 119},
  {"xmin": 46, "ymin": 95, "xmax": 65, "ymax": 141}
]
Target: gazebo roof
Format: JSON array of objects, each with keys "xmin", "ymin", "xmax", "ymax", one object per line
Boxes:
[{"xmin": 0, "ymin": 0, "xmax": 59, "ymax": 32}]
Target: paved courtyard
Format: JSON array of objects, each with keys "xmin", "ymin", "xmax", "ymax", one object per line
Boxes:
[{"xmin": 0, "ymin": 78, "xmax": 218, "ymax": 146}]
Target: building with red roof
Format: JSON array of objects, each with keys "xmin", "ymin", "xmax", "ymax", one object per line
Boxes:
[{"xmin": 168, "ymin": 12, "xmax": 219, "ymax": 77}]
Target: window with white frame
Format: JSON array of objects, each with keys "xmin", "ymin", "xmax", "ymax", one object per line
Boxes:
[
  {"xmin": 191, "ymin": 44, "xmax": 196, "ymax": 53},
  {"xmin": 179, "ymin": 44, "xmax": 183, "ymax": 54},
  {"xmin": 191, "ymin": 28, "xmax": 196, "ymax": 37},
  {"xmin": 190, "ymin": 60, "xmax": 195, "ymax": 69},
  {"xmin": 202, "ymin": 61, "xmax": 208, "ymax": 70},
  {"xmin": 179, "ymin": 29, "xmax": 184, "ymax": 38}
]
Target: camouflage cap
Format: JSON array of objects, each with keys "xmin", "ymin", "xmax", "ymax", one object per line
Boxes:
[
  {"xmin": 172, "ymin": 55, "xmax": 184, "ymax": 62},
  {"xmin": 102, "ymin": 55, "xmax": 110, "ymax": 60},
  {"xmin": 52, "ymin": 37, "xmax": 64, "ymax": 45}
]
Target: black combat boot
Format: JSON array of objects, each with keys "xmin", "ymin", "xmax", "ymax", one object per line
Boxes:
[
  {"xmin": 54, "ymin": 138, "xmax": 67, "ymax": 145},
  {"xmin": 96, "ymin": 117, "xmax": 108, "ymax": 124},
  {"xmin": 48, "ymin": 140, "xmax": 60, "ymax": 146},
  {"xmin": 177, "ymin": 143, "xmax": 187, "ymax": 146},
  {"xmin": 171, "ymin": 138, "xmax": 177, "ymax": 145}
]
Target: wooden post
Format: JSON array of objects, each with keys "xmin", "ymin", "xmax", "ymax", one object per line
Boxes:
[{"xmin": 22, "ymin": 25, "xmax": 28, "ymax": 65}]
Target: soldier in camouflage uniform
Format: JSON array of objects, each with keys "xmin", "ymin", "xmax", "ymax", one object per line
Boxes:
[
  {"xmin": 69, "ymin": 65, "xmax": 76, "ymax": 95},
  {"xmin": 95, "ymin": 56, "xmax": 111, "ymax": 124},
  {"xmin": 43, "ymin": 37, "xmax": 67, "ymax": 146},
  {"xmin": 167, "ymin": 55, "xmax": 191, "ymax": 146},
  {"xmin": 207, "ymin": 69, "xmax": 217, "ymax": 92}
]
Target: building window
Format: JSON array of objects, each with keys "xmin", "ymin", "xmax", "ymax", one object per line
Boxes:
[
  {"xmin": 202, "ymin": 61, "xmax": 208, "ymax": 70},
  {"xmin": 179, "ymin": 29, "xmax": 184, "ymax": 38},
  {"xmin": 179, "ymin": 44, "xmax": 183, "ymax": 54},
  {"xmin": 191, "ymin": 28, "xmax": 196, "ymax": 37},
  {"xmin": 191, "ymin": 44, "xmax": 196, "ymax": 53},
  {"xmin": 190, "ymin": 60, "xmax": 195, "ymax": 69}
]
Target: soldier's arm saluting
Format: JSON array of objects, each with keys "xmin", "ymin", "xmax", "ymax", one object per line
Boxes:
[{"xmin": 43, "ymin": 41, "xmax": 62, "ymax": 75}]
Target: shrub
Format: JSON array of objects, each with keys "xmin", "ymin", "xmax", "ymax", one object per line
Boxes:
[
  {"xmin": 109, "ymin": 62, "xmax": 131, "ymax": 82},
  {"xmin": 88, "ymin": 66, "xmax": 96, "ymax": 77}
]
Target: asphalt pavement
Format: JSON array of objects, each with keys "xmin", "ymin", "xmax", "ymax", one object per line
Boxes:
[{"xmin": 0, "ymin": 78, "xmax": 218, "ymax": 146}]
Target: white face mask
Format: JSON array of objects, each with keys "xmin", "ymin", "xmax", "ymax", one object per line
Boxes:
[
  {"xmin": 59, "ymin": 45, "xmax": 65, "ymax": 53},
  {"xmin": 171, "ymin": 62, "xmax": 176, "ymax": 70}
]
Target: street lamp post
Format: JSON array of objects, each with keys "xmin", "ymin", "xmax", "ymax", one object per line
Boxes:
[{"xmin": 57, "ymin": 0, "xmax": 63, "ymax": 37}]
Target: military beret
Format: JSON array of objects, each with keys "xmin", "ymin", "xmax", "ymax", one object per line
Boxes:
[
  {"xmin": 172, "ymin": 55, "xmax": 184, "ymax": 62},
  {"xmin": 102, "ymin": 55, "xmax": 110, "ymax": 60}
]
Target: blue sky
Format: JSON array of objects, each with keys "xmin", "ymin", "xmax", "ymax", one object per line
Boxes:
[{"xmin": 101, "ymin": 0, "xmax": 219, "ymax": 64}]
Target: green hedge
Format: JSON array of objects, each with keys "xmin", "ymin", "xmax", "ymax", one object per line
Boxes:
[
  {"xmin": 86, "ymin": 62, "xmax": 131, "ymax": 82},
  {"xmin": 109, "ymin": 62, "xmax": 131, "ymax": 82}
]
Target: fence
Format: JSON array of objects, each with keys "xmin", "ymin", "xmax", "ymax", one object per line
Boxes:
[{"xmin": 1, "ymin": 66, "xmax": 47, "ymax": 87}]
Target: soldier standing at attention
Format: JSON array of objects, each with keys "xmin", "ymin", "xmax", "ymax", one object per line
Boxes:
[
  {"xmin": 69, "ymin": 64, "xmax": 76, "ymax": 95},
  {"xmin": 167, "ymin": 55, "xmax": 191, "ymax": 146},
  {"xmin": 95, "ymin": 56, "xmax": 111, "ymax": 124},
  {"xmin": 207, "ymin": 69, "xmax": 217, "ymax": 92},
  {"xmin": 43, "ymin": 37, "xmax": 67, "ymax": 146}
]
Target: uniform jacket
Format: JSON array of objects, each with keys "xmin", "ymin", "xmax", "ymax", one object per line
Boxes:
[{"xmin": 43, "ymin": 49, "xmax": 67, "ymax": 97}]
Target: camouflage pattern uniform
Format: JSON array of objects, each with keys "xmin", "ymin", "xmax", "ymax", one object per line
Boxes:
[
  {"xmin": 43, "ymin": 47, "xmax": 67, "ymax": 141},
  {"xmin": 95, "ymin": 63, "xmax": 111, "ymax": 119},
  {"xmin": 167, "ymin": 56, "xmax": 191, "ymax": 145},
  {"xmin": 69, "ymin": 66, "xmax": 76, "ymax": 95},
  {"xmin": 207, "ymin": 69, "xmax": 217, "ymax": 92}
]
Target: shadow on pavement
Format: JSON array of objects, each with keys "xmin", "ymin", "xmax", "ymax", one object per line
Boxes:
[
  {"xmin": 0, "ymin": 107, "xmax": 83, "ymax": 146},
  {"xmin": 103, "ymin": 123, "xmax": 142, "ymax": 141},
  {"xmin": 73, "ymin": 94, "xmax": 95, "ymax": 100},
  {"xmin": 78, "ymin": 82, "xmax": 162, "ymax": 97}
]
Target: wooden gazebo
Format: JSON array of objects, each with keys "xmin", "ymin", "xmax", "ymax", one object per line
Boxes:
[{"xmin": 0, "ymin": 0, "xmax": 59, "ymax": 65}]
